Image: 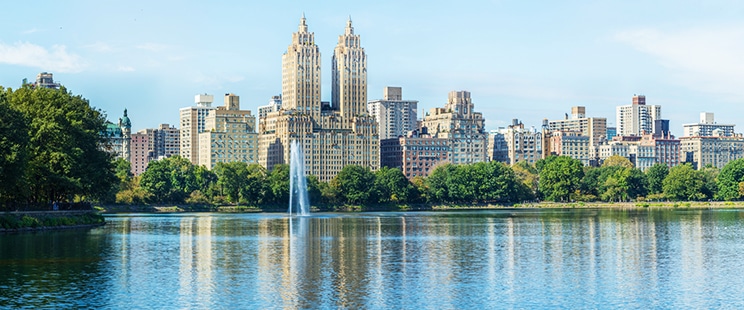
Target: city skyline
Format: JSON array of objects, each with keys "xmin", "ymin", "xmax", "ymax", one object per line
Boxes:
[{"xmin": 2, "ymin": 1, "xmax": 744, "ymax": 135}]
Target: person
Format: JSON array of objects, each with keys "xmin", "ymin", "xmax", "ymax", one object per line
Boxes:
[{"xmin": 53, "ymin": 201, "xmax": 59, "ymax": 211}]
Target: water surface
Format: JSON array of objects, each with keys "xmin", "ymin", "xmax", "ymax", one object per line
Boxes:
[{"xmin": 2, "ymin": 209, "xmax": 744, "ymax": 308}]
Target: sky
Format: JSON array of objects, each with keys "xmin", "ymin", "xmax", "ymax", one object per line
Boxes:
[{"xmin": 2, "ymin": 0, "xmax": 744, "ymax": 134}]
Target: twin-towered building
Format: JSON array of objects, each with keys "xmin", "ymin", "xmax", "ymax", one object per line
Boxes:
[{"xmin": 98, "ymin": 16, "xmax": 744, "ymax": 179}]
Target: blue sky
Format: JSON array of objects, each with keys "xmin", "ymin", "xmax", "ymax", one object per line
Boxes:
[{"xmin": 2, "ymin": 0, "xmax": 744, "ymax": 134}]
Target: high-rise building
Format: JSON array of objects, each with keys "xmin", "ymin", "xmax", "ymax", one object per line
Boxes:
[
  {"xmin": 180, "ymin": 94, "xmax": 216, "ymax": 164},
  {"xmin": 616, "ymin": 95, "xmax": 661, "ymax": 136},
  {"xmin": 258, "ymin": 16, "xmax": 379, "ymax": 182},
  {"xmin": 497, "ymin": 119, "xmax": 544, "ymax": 165},
  {"xmin": 380, "ymin": 129, "xmax": 451, "ymax": 179},
  {"xmin": 487, "ymin": 130, "xmax": 509, "ymax": 163},
  {"xmin": 130, "ymin": 132, "xmax": 150, "ymax": 175},
  {"xmin": 683, "ymin": 112, "xmax": 735, "ymax": 137},
  {"xmin": 599, "ymin": 136, "xmax": 655, "ymax": 171},
  {"xmin": 548, "ymin": 106, "xmax": 607, "ymax": 162},
  {"xmin": 422, "ymin": 91, "xmax": 487, "ymax": 164},
  {"xmin": 680, "ymin": 134, "xmax": 744, "ymax": 169},
  {"xmin": 641, "ymin": 133, "xmax": 680, "ymax": 168},
  {"xmin": 549, "ymin": 131, "xmax": 591, "ymax": 166},
  {"xmin": 258, "ymin": 95, "xmax": 282, "ymax": 119},
  {"xmin": 198, "ymin": 94, "xmax": 258, "ymax": 169},
  {"xmin": 367, "ymin": 86, "xmax": 418, "ymax": 139}
]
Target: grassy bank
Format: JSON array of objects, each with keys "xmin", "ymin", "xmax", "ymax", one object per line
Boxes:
[{"xmin": 0, "ymin": 211, "xmax": 105, "ymax": 232}]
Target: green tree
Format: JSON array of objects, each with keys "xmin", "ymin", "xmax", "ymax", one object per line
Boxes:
[
  {"xmin": 239, "ymin": 163, "xmax": 268, "ymax": 205},
  {"xmin": 426, "ymin": 163, "xmax": 457, "ymax": 203},
  {"xmin": 374, "ymin": 167, "xmax": 413, "ymax": 203},
  {"xmin": 663, "ymin": 163, "xmax": 707, "ymax": 201},
  {"xmin": 718, "ymin": 158, "xmax": 744, "ymax": 200},
  {"xmin": 333, "ymin": 165, "xmax": 377, "ymax": 205},
  {"xmin": 537, "ymin": 156, "xmax": 584, "ymax": 202},
  {"xmin": 7, "ymin": 85, "xmax": 116, "ymax": 203},
  {"xmin": 513, "ymin": 161, "xmax": 538, "ymax": 200},
  {"xmin": 139, "ymin": 156, "xmax": 200, "ymax": 203},
  {"xmin": 602, "ymin": 155, "xmax": 634, "ymax": 168},
  {"xmin": 0, "ymin": 88, "xmax": 30, "ymax": 203},
  {"xmin": 268, "ymin": 164, "xmax": 290, "ymax": 204},
  {"xmin": 213, "ymin": 161, "xmax": 247, "ymax": 203},
  {"xmin": 646, "ymin": 163, "xmax": 669, "ymax": 195}
]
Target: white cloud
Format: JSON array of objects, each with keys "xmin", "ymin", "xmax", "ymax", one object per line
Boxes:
[
  {"xmin": 117, "ymin": 66, "xmax": 135, "ymax": 72},
  {"xmin": 136, "ymin": 43, "xmax": 169, "ymax": 52},
  {"xmin": 615, "ymin": 24, "xmax": 744, "ymax": 100},
  {"xmin": 0, "ymin": 42, "xmax": 86, "ymax": 73},
  {"xmin": 85, "ymin": 42, "xmax": 113, "ymax": 52}
]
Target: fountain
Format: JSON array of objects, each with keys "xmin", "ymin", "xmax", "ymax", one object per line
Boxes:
[{"xmin": 289, "ymin": 140, "xmax": 310, "ymax": 216}]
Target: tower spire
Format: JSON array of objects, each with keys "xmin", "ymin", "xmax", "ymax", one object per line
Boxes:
[
  {"xmin": 299, "ymin": 13, "xmax": 307, "ymax": 32},
  {"xmin": 345, "ymin": 15, "xmax": 354, "ymax": 35}
]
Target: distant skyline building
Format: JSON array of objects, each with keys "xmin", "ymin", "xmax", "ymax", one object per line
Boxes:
[
  {"xmin": 616, "ymin": 95, "xmax": 661, "ymax": 136},
  {"xmin": 130, "ymin": 132, "xmax": 149, "ymax": 175},
  {"xmin": 599, "ymin": 136, "xmax": 655, "ymax": 171},
  {"xmin": 497, "ymin": 119, "xmax": 544, "ymax": 165},
  {"xmin": 180, "ymin": 94, "xmax": 216, "ymax": 164},
  {"xmin": 683, "ymin": 112, "xmax": 735, "ymax": 137},
  {"xmin": 23, "ymin": 72, "xmax": 61, "ymax": 89},
  {"xmin": 258, "ymin": 16, "xmax": 379, "ymax": 182},
  {"xmin": 548, "ymin": 106, "xmax": 607, "ymax": 162},
  {"xmin": 549, "ymin": 131, "xmax": 591, "ymax": 166},
  {"xmin": 367, "ymin": 86, "xmax": 418, "ymax": 139},
  {"xmin": 380, "ymin": 128, "xmax": 451, "ymax": 179},
  {"xmin": 102, "ymin": 109, "xmax": 131, "ymax": 162},
  {"xmin": 258, "ymin": 95, "xmax": 282, "ymax": 119},
  {"xmin": 680, "ymin": 134, "xmax": 744, "ymax": 169},
  {"xmin": 422, "ymin": 91, "xmax": 487, "ymax": 164},
  {"xmin": 198, "ymin": 93, "xmax": 258, "ymax": 169}
]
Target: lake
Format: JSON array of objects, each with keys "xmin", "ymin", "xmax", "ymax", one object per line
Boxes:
[{"xmin": 2, "ymin": 208, "xmax": 744, "ymax": 308}]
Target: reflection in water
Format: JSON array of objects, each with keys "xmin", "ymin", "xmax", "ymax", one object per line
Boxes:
[{"xmin": 3, "ymin": 209, "xmax": 744, "ymax": 308}]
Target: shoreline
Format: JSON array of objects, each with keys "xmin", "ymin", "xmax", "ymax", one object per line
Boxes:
[{"xmin": 98, "ymin": 201, "xmax": 744, "ymax": 214}]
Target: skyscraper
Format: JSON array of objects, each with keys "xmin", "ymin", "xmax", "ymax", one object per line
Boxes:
[
  {"xmin": 616, "ymin": 95, "xmax": 661, "ymax": 136},
  {"xmin": 180, "ymin": 94, "xmax": 216, "ymax": 164},
  {"xmin": 258, "ymin": 16, "xmax": 379, "ymax": 182},
  {"xmin": 368, "ymin": 86, "xmax": 418, "ymax": 139},
  {"xmin": 422, "ymin": 91, "xmax": 487, "ymax": 164}
]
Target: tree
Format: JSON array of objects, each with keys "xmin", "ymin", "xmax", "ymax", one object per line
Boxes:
[
  {"xmin": 663, "ymin": 163, "xmax": 707, "ymax": 201},
  {"xmin": 602, "ymin": 155, "xmax": 633, "ymax": 168},
  {"xmin": 0, "ymin": 88, "xmax": 29, "ymax": 203},
  {"xmin": 646, "ymin": 163, "xmax": 669, "ymax": 195},
  {"xmin": 374, "ymin": 167, "xmax": 413, "ymax": 203},
  {"xmin": 240, "ymin": 164, "xmax": 268, "ymax": 205},
  {"xmin": 213, "ymin": 161, "xmax": 247, "ymax": 203},
  {"xmin": 512, "ymin": 161, "xmax": 538, "ymax": 200},
  {"xmin": 139, "ymin": 156, "xmax": 200, "ymax": 203},
  {"xmin": 7, "ymin": 85, "xmax": 116, "ymax": 203},
  {"xmin": 717, "ymin": 158, "xmax": 744, "ymax": 200},
  {"xmin": 537, "ymin": 156, "xmax": 584, "ymax": 202},
  {"xmin": 268, "ymin": 164, "xmax": 290, "ymax": 204},
  {"xmin": 426, "ymin": 163, "xmax": 457, "ymax": 203},
  {"xmin": 333, "ymin": 165, "xmax": 377, "ymax": 205}
]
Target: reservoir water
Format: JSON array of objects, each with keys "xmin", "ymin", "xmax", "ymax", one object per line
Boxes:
[{"xmin": 2, "ymin": 208, "xmax": 744, "ymax": 308}]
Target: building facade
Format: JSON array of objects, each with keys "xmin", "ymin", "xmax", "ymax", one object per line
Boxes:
[
  {"xmin": 180, "ymin": 94, "xmax": 216, "ymax": 165},
  {"xmin": 548, "ymin": 106, "xmax": 607, "ymax": 161},
  {"xmin": 130, "ymin": 132, "xmax": 150, "ymax": 175},
  {"xmin": 680, "ymin": 135, "xmax": 744, "ymax": 169},
  {"xmin": 640, "ymin": 133, "xmax": 680, "ymax": 168},
  {"xmin": 549, "ymin": 131, "xmax": 591, "ymax": 166},
  {"xmin": 683, "ymin": 112, "xmax": 735, "ymax": 137},
  {"xmin": 598, "ymin": 136, "xmax": 656, "ymax": 171},
  {"xmin": 616, "ymin": 95, "xmax": 661, "ymax": 136},
  {"xmin": 198, "ymin": 94, "xmax": 258, "ymax": 169},
  {"xmin": 103, "ymin": 109, "xmax": 131, "ymax": 162},
  {"xmin": 421, "ymin": 91, "xmax": 487, "ymax": 165},
  {"xmin": 258, "ymin": 95, "xmax": 282, "ymax": 120},
  {"xmin": 497, "ymin": 120, "xmax": 544, "ymax": 165},
  {"xmin": 258, "ymin": 16, "xmax": 379, "ymax": 182},
  {"xmin": 380, "ymin": 129, "xmax": 451, "ymax": 179},
  {"xmin": 367, "ymin": 86, "xmax": 418, "ymax": 139}
]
